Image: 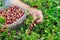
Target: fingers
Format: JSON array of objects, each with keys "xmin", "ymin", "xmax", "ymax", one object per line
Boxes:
[
  {"xmin": 36, "ymin": 17, "xmax": 43, "ymax": 23},
  {"xmin": 29, "ymin": 8, "xmax": 43, "ymax": 24},
  {"xmin": 37, "ymin": 10, "xmax": 43, "ymax": 23},
  {"xmin": 35, "ymin": 10, "xmax": 43, "ymax": 23}
]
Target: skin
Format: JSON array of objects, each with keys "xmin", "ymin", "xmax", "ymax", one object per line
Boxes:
[{"xmin": 10, "ymin": 0, "xmax": 43, "ymax": 23}]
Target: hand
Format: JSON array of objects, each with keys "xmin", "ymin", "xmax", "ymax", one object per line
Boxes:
[
  {"xmin": 10, "ymin": 0, "xmax": 43, "ymax": 23},
  {"xmin": 29, "ymin": 8, "xmax": 43, "ymax": 24}
]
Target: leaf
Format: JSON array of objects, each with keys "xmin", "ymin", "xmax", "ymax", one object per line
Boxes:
[{"xmin": 0, "ymin": 16, "xmax": 5, "ymax": 24}]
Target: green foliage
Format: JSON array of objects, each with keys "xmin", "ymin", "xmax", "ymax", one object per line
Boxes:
[
  {"xmin": 0, "ymin": 0, "xmax": 4, "ymax": 7},
  {"xmin": 0, "ymin": 16, "xmax": 5, "ymax": 24},
  {"xmin": 0, "ymin": 0, "xmax": 60, "ymax": 40},
  {"xmin": 19, "ymin": 29, "xmax": 40, "ymax": 40}
]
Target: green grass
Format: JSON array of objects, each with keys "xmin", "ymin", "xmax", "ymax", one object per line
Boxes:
[{"xmin": 0, "ymin": 0, "xmax": 60, "ymax": 40}]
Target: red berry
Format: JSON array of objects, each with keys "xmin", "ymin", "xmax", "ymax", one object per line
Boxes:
[{"xmin": 0, "ymin": 6, "xmax": 24, "ymax": 25}]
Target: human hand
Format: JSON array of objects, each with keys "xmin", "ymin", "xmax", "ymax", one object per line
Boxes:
[
  {"xmin": 10, "ymin": 0, "xmax": 43, "ymax": 23},
  {"xmin": 29, "ymin": 8, "xmax": 43, "ymax": 24}
]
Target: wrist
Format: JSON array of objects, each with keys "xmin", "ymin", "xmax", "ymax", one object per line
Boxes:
[{"xmin": 19, "ymin": 1, "xmax": 31, "ymax": 10}]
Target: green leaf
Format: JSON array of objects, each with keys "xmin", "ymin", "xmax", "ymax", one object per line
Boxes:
[{"xmin": 0, "ymin": 16, "xmax": 5, "ymax": 24}]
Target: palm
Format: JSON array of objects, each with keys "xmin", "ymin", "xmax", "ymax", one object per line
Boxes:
[{"xmin": 29, "ymin": 8, "xmax": 43, "ymax": 23}]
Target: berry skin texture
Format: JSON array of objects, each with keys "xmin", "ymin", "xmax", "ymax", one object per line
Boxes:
[{"xmin": 0, "ymin": 6, "xmax": 24, "ymax": 30}]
